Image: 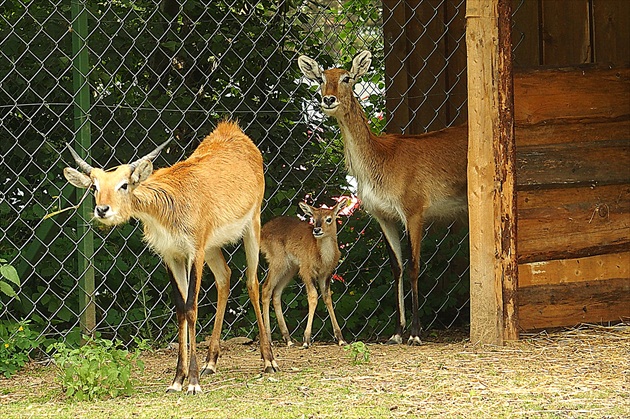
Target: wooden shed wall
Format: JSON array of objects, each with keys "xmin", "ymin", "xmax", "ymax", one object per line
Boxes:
[
  {"xmin": 382, "ymin": 0, "xmax": 630, "ymax": 133},
  {"xmin": 514, "ymin": 67, "xmax": 630, "ymax": 329},
  {"xmin": 383, "ymin": 0, "xmax": 630, "ymax": 334}
]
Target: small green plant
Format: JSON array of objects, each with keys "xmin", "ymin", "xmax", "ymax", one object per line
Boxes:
[
  {"xmin": 0, "ymin": 258, "xmax": 20, "ymax": 304},
  {"xmin": 0, "ymin": 319, "xmax": 42, "ymax": 378},
  {"xmin": 344, "ymin": 341, "xmax": 370, "ymax": 365},
  {"xmin": 48, "ymin": 336, "xmax": 146, "ymax": 401}
]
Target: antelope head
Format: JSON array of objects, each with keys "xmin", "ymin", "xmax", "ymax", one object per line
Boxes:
[
  {"xmin": 63, "ymin": 140, "xmax": 170, "ymax": 225},
  {"xmin": 298, "ymin": 50, "xmax": 372, "ymax": 117},
  {"xmin": 298, "ymin": 197, "xmax": 349, "ymax": 239}
]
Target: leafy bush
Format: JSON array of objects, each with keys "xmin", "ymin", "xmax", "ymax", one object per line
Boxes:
[
  {"xmin": 344, "ymin": 341, "xmax": 370, "ymax": 365},
  {"xmin": 0, "ymin": 258, "xmax": 20, "ymax": 305},
  {"xmin": 0, "ymin": 319, "xmax": 42, "ymax": 378},
  {"xmin": 48, "ymin": 336, "xmax": 147, "ymax": 401}
]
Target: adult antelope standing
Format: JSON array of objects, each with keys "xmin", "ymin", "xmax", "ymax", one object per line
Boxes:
[
  {"xmin": 298, "ymin": 51, "xmax": 468, "ymax": 345},
  {"xmin": 63, "ymin": 121, "xmax": 278, "ymax": 394}
]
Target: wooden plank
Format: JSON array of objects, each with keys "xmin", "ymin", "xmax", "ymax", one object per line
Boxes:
[
  {"xmin": 383, "ymin": 0, "xmax": 409, "ymax": 134},
  {"xmin": 518, "ymin": 277, "xmax": 630, "ymax": 330},
  {"xmin": 445, "ymin": 0, "xmax": 468, "ymax": 126},
  {"xmin": 519, "ymin": 251, "xmax": 630, "ymax": 287},
  {"xmin": 517, "ymin": 184, "xmax": 630, "ymax": 263},
  {"xmin": 466, "ymin": 0, "xmax": 518, "ymax": 344},
  {"xmin": 592, "ymin": 0, "xmax": 630, "ymax": 66},
  {"xmin": 407, "ymin": 0, "xmax": 446, "ymax": 133},
  {"xmin": 516, "ymin": 139, "xmax": 630, "ymax": 188},
  {"xmin": 514, "ymin": 68, "xmax": 630, "ymax": 125},
  {"xmin": 511, "ymin": 0, "xmax": 541, "ymax": 67},
  {"xmin": 516, "ymin": 118, "xmax": 630, "ymax": 147},
  {"xmin": 541, "ymin": 0, "xmax": 591, "ymax": 65}
]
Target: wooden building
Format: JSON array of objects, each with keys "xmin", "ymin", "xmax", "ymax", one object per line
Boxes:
[{"xmin": 382, "ymin": 0, "xmax": 629, "ymax": 342}]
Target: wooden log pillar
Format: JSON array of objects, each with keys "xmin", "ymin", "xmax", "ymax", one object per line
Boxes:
[{"xmin": 466, "ymin": 0, "xmax": 518, "ymax": 344}]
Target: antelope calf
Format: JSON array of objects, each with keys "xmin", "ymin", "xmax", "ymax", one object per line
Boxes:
[
  {"xmin": 63, "ymin": 121, "xmax": 277, "ymax": 394},
  {"xmin": 260, "ymin": 198, "xmax": 348, "ymax": 348},
  {"xmin": 298, "ymin": 51, "xmax": 468, "ymax": 345}
]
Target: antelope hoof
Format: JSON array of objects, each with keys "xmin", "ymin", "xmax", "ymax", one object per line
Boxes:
[
  {"xmin": 301, "ymin": 342, "xmax": 311, "ymax": 349},
  {"xmin": 286, "ymin": 340, "xmax": 295, "ymax": 348},
  {"xmin": 407, "ymin": 336, "xmax": 422, "ymax": 346},
  {"xmin": 166, "ymin": 382, "xmax": 183, "ymax": 393},
  {"xmin": 338, "ymin": 339, "xmax": 347, "ymax": 346},
  {"xmin": 200, "ymin": 363, "xmax": 217, "ymax": 376},
  {"xmin": 187, "ymin": 384, "xmax": 203, "ymax": 395},
  {"xmin": 386, "ymin": 334, "xmax": 403, "ymax": 345},
  {"xmin": 264, "ymin": 360, "xmax": 280, "ymax": 373}
]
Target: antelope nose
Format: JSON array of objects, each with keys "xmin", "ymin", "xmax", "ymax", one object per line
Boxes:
[
  {"xmin": 95, "ymin": 205, "xmax": 110, "ymax": 218},
  {"xmin": 322, "ymin": 96, "xmax": 336, "ymax": 107},
  {"xmin": 313, "ymin": 227, "xmax": 323, "ymax": 236}
]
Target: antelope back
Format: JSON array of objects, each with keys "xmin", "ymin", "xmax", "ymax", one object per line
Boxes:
[{"xmin": 63, "ymin": 121, "xmax": 265, "ymax": 234}]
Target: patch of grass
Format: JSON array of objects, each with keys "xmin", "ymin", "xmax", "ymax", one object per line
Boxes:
[{"xmin": 0, "ymin": 325, "xmax": 628, "ymax": 418}]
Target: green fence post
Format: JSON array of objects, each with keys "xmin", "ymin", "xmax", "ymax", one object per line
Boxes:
[{"xmin": 71, "ymin": 0, "xmax": 96, "ymax": 338}]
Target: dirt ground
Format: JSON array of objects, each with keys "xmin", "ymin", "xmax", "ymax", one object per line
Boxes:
[{"xmin": 2, "ymin": 324, "xmax": 629, "ymax": 418}]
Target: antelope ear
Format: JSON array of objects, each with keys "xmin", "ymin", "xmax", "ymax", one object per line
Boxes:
[
  {"xmin": 298, "ymin": 55, "xmax": 323, "ymax": 83},
  {"xmin": 63, "ymin": 167, "xmax": 92, "ymax": 189},
  {"xmin": 130, "ymin": 160, "xmax": 153, "ymax": 185},
  {"xmin": 298, "ymin": 201, "xmax": 314, "ymax": 217},
  {"xmin": 350, "ymin": 50, "xmax": 372, "ymax": 79},
  {"xmin": 333, "ymin": 197, "xmax": 349, "ymax": 215}
]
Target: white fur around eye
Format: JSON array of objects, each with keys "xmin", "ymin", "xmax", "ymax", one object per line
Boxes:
[{"xmin": 115, "ymin": 179, "xmax": 129, "ymax": 192}]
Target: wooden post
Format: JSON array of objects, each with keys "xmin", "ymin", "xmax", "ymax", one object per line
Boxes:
[
  {"xmin": 71, "ymin": 0, "xmax": 96, "ymax": 338},
  {"xmin": 466, "ymin": 0, "xmax": 518, "ymax": 344}
]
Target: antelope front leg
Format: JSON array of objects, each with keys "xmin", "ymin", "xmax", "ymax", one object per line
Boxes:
[
  {"xmin": 302, "ymin": 279, "xmax": 318, "ymax": 348},
  {"xmin": 166, "ymin": 264, "xmax": 188, "ymax": 393},
  {"xmin": 319, "ymin": 278, "xmax": 346, "ymax": 346},
  {"xmin": 184, "ymin": 256, "xmax": 204, "ymax": 395},
  {"xmin": 407, "ymin": 217, "xmax": 424, "ymax": 346},
  {"xmin": 379, "ymin": 219, "xmax": 405, "ymax": 344}
]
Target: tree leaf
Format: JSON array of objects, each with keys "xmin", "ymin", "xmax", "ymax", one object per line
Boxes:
[
  {"xmin": 0, "ymin": 265, "xmax": 20, "ymax": 286},
  {"xmin": 0, "ymin": 282, "xmax": 19, "ymax": 300}
]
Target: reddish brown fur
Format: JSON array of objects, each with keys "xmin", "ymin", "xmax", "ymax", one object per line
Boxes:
[
  {"xmin": 299, "ymin": 51, "xmax": 468, "ymax": 345},
  {"xmin": 260, "ymin": 200, "xmax": 347, "ymax": 348},
  {"xmin": 63, "ymin": 121, "xmax": 277, "ymax": 394}
]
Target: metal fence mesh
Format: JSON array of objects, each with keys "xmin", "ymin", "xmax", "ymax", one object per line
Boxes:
[{"xmin": 1, "ymin": 0, "xmax": 476, "ymax": 349}]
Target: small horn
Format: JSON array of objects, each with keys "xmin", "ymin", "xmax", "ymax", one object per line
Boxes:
[
  {"xmin": 130, "ymin": 138, "xmax": 172, "ymax": 169},
  {"xmin": 66, "ymin": 143, "xmax": 94, "ymax": 174}
]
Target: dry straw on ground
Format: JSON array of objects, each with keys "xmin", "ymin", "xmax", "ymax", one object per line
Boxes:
[{"xmin": 1, "ymin": 322, "xmax": 628, "ymax": 418}]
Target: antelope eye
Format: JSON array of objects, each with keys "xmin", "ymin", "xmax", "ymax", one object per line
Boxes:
[
  {"xmin": 342, "ymin": 76, "xmax": 351, "ymax": 83},
  {"xmin": 325, "ymin": 217, "xmax": 333, "ymax": 224},
  {"xmin": 119, "ymin": 182, "xmax": 128, "ymax": 191},
  {"xmin": 90, "ymin": 184, "xmax": 97, "ymax": 193}
]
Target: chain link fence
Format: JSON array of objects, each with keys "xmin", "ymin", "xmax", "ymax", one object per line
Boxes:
[{"xmin": 1, "ymin": 0, "xmax": 474, "ymax": 349}]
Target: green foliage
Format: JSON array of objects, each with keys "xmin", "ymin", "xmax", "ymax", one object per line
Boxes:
[
  {"xmin": 0, "ymin": 258, "xmax": 20, "ymax": 303},
  {"xmin": 0, "ymin": 319, "xmax": 42, "ymax": 378},
  {"xmin": 344, "ymin": 341, "xmax": 370, "ymax": 365},
  {"xmin": 1, "ymin": 0, "xmax": 468, "ymax": 349},
  {"xmin": 48, "ymin": 336, "xmax": 146, "ymax": 401}
]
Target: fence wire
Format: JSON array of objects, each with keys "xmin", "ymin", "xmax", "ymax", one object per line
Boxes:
[{"xmin": 0, "ymin": 0, "xmax": 480, "ymax": 349}]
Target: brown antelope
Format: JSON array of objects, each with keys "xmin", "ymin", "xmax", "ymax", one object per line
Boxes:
[
  {"xmin": 298, "ymin": 51, "xmax": 468, "ymax": 345},
  {"xmin": 63, "ymin": 121, "xmax": 278, "ymax": 394},
  {"xmin": 260, "ymin": 198, "xmax": 348, "ymax": 348}
]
